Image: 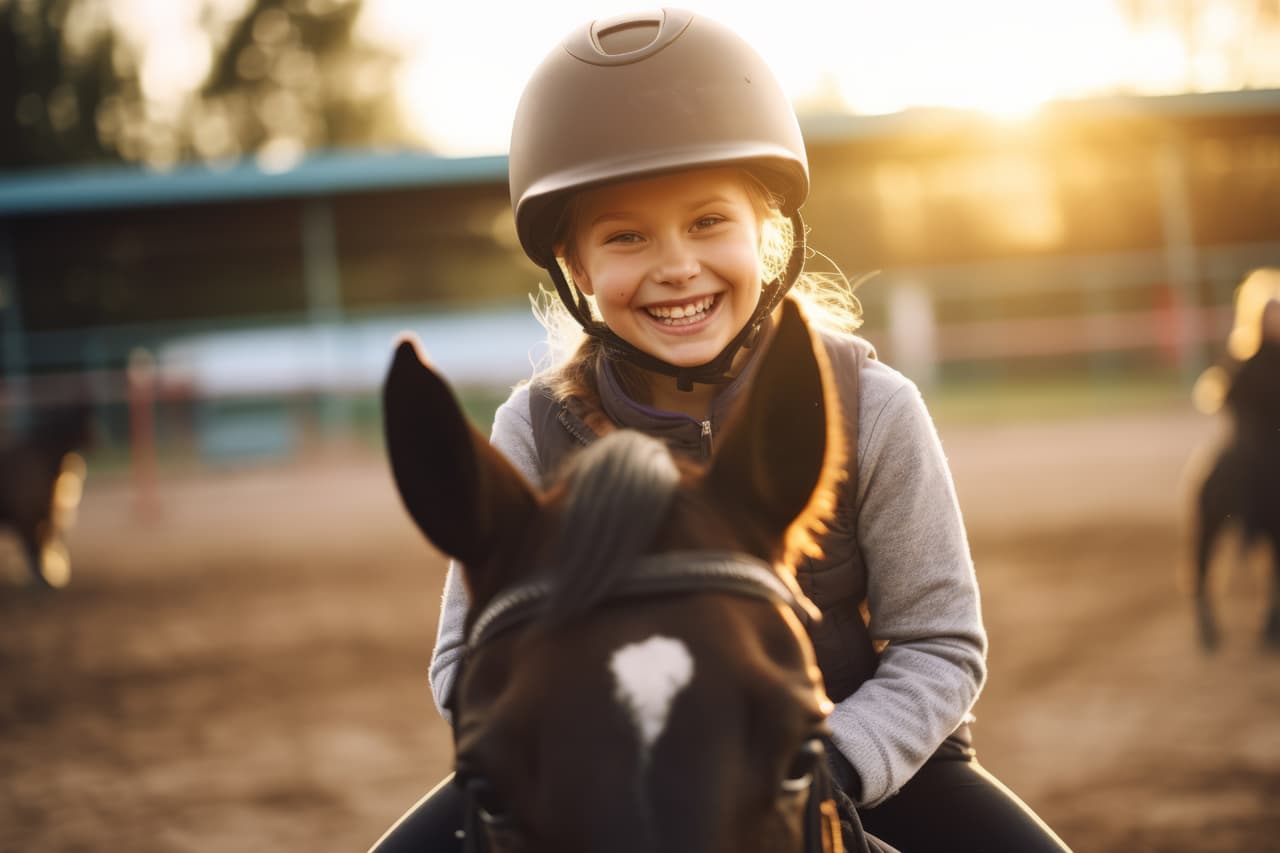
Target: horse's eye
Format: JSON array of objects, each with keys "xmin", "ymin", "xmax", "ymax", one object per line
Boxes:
[
  {"xmin": 781, "ymin": 738, "xmax": 824, "ymax": 794},
  {"xmin": 460, "ymin": 776, "xmax": 511, "ymax": 824},
  {"xmin": 476, "ymin": 786, "xmax": 509, "ymax": 823}
]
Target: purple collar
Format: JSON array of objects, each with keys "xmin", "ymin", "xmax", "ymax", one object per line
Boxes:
[{"xmin": 594, "ymin": 323, "xmax": 773, "ymax": 461}]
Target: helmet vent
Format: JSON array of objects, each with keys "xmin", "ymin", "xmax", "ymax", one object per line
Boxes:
[
  {"xmin": 595, "ymin": 20, "xmax": 661, "ymax": 56},
  {"xmin": 565, "ymin": 9, "xmax": 693, "ymax": 66}
]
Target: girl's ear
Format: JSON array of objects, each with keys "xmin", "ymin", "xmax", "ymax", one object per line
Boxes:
[
  {"xmin": 555, "ymin": 239, "xmax": 593, "ymax": 296},
  {"xmin": 382, "ymin": 338, "xmax": 537, "ymax": 574},
  {"xmin": 704, "ymin": 300, "xmax": 838, "ymax": 549},
  {"xmin": 566, "ymin": 260, "xmax": 594, "ymax": 296}
]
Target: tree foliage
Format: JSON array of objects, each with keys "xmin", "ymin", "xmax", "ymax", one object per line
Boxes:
[
  {"xmin": 0, "ymin": 0, "xmax": 125, "ymax": 168},
  {"xmin": 0, "ymin": 0, "xmax": 410, "ymax": 172}
]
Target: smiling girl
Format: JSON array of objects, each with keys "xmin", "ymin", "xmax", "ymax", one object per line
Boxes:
[{"xmin": 373, "ymin": 8, "xmax": 1069, "ymax": 853}]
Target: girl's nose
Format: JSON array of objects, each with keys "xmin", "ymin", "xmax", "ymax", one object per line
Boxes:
[{"xmin": 651, "ymin": 238, "xmax": 700, "ymax": 286}]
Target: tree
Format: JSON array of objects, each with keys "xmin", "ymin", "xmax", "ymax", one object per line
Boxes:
[
  {"xmin": 0, "ymin": 0, "xmax": 411, "ymax": 172},
  {"xmin": 0, "ymin": 0, "xmax": 126, "ymax": 169},
  {"xmin": 194, "ymin": 0, "xmax": 408, "ymax": 165}
]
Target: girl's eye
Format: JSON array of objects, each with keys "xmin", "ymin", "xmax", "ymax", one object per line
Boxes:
[
  {"xmin": 604, "ymin": 231, "xmax": 643, "ymax": 245},
  {"xmin": 693, "ymin": 215, "xmax": 725, "ymax": 230}
]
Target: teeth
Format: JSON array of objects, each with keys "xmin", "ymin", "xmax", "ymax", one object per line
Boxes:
[{"xmin": 646, "ymin": 295, "xmax": 716, "ymax": 325}]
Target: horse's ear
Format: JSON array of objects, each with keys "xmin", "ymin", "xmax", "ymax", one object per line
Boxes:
[
  {"xmin": 382, "ymin": 337, "xmax": 537, "ymax": 569},
  {"xmin": 705, "ymin": 300, "xmax": 841, "ymax": 555}
]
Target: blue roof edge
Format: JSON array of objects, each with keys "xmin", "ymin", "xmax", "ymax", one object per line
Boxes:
[{"xmin": 0, "ymin": 149, "xmax": 511, "ymax": 216}]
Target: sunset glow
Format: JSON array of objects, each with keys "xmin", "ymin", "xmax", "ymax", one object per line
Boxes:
[
  {"xmin": 358, "ymin": 0, "xmax": 1280, "ymax": 155},
  {"xmin": 105, "ymin": 0, "xmax": 1280, "ymax": 158}
]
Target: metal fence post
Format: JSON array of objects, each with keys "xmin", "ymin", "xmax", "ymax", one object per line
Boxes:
[
  {"xmin": 301, "ymin": 197, "xmax": 348, "ymax": 443},
  {"xmin": 0, "ymin": 221, "xmax": 30, "ymax": 432},
  {"xmin": 1156, "ymin": 131, "xmax": 1206, "ymax": 384}
]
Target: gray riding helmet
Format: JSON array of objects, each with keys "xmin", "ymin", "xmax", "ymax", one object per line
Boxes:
[{"xmin": 508, "ymin": 8, "xmax": 809, "ymax": 267}]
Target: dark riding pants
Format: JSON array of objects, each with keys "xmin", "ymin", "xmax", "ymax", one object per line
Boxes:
[
  {"xmin": 367, "ymin": 746, "xmax": 1070, "ymax": 853},
  {"xmin": 858, "ymin": 754, "xmax": 1070, "ymax": 852}
]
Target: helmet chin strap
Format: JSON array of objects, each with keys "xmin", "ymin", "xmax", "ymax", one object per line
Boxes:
[{"xmin": 546, "ymin": 210, "xmax": 807, "ymax": 392}]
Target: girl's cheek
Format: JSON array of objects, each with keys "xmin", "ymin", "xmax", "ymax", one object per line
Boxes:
[
  {"xmin": 706, "ymin": 245, "xmax": 761, "ymax": 279},
  {"xmin": 599, "ymin": 261, "xmax": 640, "ymax": 291}
]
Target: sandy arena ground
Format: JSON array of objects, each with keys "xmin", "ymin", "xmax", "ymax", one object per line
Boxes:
[{"xmin": 2, "ymin": 403, "xmax": 1278, "ymax": 852}]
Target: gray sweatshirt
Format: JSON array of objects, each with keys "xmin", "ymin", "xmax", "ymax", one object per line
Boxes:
[{"xmin": 428, "ymin": 331, "xmax": 987, "ymax": 807}]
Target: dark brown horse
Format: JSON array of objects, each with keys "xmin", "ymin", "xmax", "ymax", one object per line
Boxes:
[
  {"xmin": 381, "ymin": 301, "xmax": 894, "ymax": 852},
  {"xmin": 1192, "ymin": 299, "xmax": 1280, "ymax": 651},
  {"xmin": 0, "ymin": 404, "xmax": 92, "ymax": 588}
]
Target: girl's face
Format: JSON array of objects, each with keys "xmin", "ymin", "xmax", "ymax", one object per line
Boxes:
[{"xmin": 566, "ymin": 167, "xmax": 764, "ymax": 368}]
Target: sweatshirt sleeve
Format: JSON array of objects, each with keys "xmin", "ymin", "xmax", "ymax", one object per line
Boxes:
[
  {"xmin": 825, "ymin": 369, "xmax": 988, "ymax": 807},
  {"xmin": 428, "ymin": 383, "xmax": 541, "ymax": 724}
]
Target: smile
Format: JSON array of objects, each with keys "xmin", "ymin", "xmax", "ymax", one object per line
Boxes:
[{"xmin": 644, "ymin": 294, "xmax": 719, "ymax": 326}]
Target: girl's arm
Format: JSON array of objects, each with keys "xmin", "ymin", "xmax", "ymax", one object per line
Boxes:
[
  {"xmin": 427, "ymin": 384, "xmax": 539, "ymax": 723},
  {"xmin": 827, "ymin": 365, "xmax": 988, "ymax": 807}
]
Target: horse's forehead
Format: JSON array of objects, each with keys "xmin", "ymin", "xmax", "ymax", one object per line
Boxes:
[
  {"xmin": 608, "ymin": 634, "xmax": 696, "ymax": 763},
  {"xmin": 462, "ymin": 600, "xmax": 819, "ymax": 753}
]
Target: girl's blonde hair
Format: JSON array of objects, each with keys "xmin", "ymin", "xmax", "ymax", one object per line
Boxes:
[
  {"xmin": 1191, "ymin": 267, "xmax": 1280, "ymax": 414},
  {"xmin": 1226, "ymin": 267, "xmax": 1280, "ymax": 361},
  {"xmin": 530, "ymin": 170, "xmax": 866, "ymax": 411}
]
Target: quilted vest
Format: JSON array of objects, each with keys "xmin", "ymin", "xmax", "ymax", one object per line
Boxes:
[{"xmin": 526, "ymin": 330, "xmax": 879, "ymax": 703}]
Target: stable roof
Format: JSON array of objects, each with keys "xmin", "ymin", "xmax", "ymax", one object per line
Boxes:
[{"xmin": 0, "ymin": 150, "xmax": 509, "ymax": 217}]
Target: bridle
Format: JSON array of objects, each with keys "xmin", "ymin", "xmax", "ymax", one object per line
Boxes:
[
  {"xmin": 466, "ymin": 550, "xmax": 808, "ymax": 649},
  {"xmin": 454, "ymin": 549, "xmax": 852, "ymax": 853}
]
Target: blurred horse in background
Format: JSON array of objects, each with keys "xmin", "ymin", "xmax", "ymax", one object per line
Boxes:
[
  {"xmin": 0, "ymin": 404, "xmax": 93, "ymax": 588},
  {"xmin": 1191, "ymin": 270, "xmax": 1280, "ymax": 651}
]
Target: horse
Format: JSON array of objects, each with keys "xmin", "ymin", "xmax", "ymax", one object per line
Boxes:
[
  {"xmin": 380, "ymin": 300, "xmax": 895, "ymax": 853},
  {"xmin": 0, "ymin": 403, "xmax": 92, "ymax": 588},
  {"xmin": 1191, "ymin": 298, "xmax": 1280, "ymax": 651}
]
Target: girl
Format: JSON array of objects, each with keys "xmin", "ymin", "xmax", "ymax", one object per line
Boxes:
[
  {"xmin": 1189, "ymin": 269, "xmax": 1280, "ymax": 651},
  {"xmin": 376, "ymin": 9, "xmax": 1069, "ymax": 852},
  {"xmin": 1191, "ymin": 268, "xmax": 1280, "ymax": 416}
]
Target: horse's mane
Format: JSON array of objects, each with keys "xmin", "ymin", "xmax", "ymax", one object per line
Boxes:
[{"xmin": 541, "ymin": 430, "xmax": 680, "ymax": 624}]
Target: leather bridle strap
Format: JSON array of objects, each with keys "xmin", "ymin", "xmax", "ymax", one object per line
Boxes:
[{"xmin": 466, "ymin": 550, "xmax": 811, "ymax": 651}]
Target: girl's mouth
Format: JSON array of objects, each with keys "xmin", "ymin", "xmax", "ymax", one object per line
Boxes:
[{"xmin": 643, "ymin": 294, "xmax": 720, "ymax": 327}]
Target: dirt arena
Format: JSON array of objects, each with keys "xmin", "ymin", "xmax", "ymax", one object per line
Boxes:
[{"xmin": 2, "ymin": 403, "xmax": 1278, "ymax": 852}]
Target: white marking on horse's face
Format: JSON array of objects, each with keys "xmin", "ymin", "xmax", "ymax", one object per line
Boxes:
[{"xmin": 609, "ymin": 635, "xmax": 695, "ymax": 763}]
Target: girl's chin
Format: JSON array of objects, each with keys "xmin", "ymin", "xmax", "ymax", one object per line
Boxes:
[
  {"xmin": 639, "ymin": 339, "xmax": 730, "ymax": 368},
  {"xmin": 633, "ymin": 320, "xmax": 747, "ymax": 366},
  {"xmin": 620, "ymin": 305, "xmax": 753, "ymax": 367}
]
